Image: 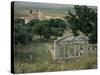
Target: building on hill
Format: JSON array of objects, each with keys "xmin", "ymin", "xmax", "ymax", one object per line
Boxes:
[
  {"xmin": 22, "ymin": 9, "xmax": 44, "ymax": 24},
  {"xmin": 17, "ymin": 9, "xmax": 65, "ymax": 24}
]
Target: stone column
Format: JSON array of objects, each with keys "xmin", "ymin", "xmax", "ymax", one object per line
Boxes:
[
  {"xmin": 84, "ymin": 40, "xmax": 88, "ymax": 55},
  {"xmin": 63, "ymin": 47, "xmax": 65, "ymax": 58},
  {"xmin": 86, "ymin": 40, "xmax": 88, "ymax": 54},
  {"xmin": 68, "ymin": 45, "xmax": 70, "ymax": 58},
  {"xmin": 78, "ymin": 44, "xmax": 81, "ymax": 57},
  {"xmin": 82, "ymin": 44, "xmax": 84, "ymax": 55},
  {"xmin": 74, "ymin": 44, "xmax": 76, "ymax": 58},
  {"xmin": 54, "ymin": 40, "xmax": 56, "ymax": 60}
]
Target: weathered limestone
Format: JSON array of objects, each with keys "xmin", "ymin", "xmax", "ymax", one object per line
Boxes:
[
  {"xmin": 49, "ymin": 33, "xmax": 96, "ymax": 63},
  {"xmin": 51, "ymin": 33, "xmax": 89, "ymax": 61}
]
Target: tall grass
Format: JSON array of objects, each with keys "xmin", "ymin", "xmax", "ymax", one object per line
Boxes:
[{"xmin": 14, "ymin": 39, "xmax": 97, "ymax": 73}]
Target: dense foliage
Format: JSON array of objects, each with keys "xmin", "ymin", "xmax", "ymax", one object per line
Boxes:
[
  {"xmin": 32, "ymin": 19, "xmax": 66, "ymax": 40},
  {"xmin": 15, "ymin": 19, "xmax": 33, "ymax": 44},
  {"xmin": 14, "ymin": 18, "xmax": 66, "ymax": 44},
  {"xmin": 65, "ymin": 5, "xmax": 97, "ymax": 44}
]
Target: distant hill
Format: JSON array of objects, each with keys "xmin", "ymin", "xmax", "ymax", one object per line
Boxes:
[
  {"xmin": 14, "ymin": 1, "xmax": 97, "ymax": 17},
  {"xmin": 14, "ymin": 1, "xmax": 74, "ymax": 17}
]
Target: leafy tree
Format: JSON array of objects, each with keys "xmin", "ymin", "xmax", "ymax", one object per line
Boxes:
[
  {"xmin": 51, "ymin": 27, "xmax": 64, "ymax": 38},
  {"xmin": 33, "ymin": 20, "xmax": 51, "ymax": 40},
  {"xmin": 48, "ymin": 19, "xmax": 66, "ymax": 38},
  {"xmin": 66, "ymin": 5, "xmax": 97, "ymax": 44},
  {"xmin": 32, "ymin": 18, "xmax": 66, "ymax": 40},
  {"xmin": 49, "ymin": 19, "xmax": 66, "ymax": 28},
  {"xmin": 56, "ymin": 19, "xmax": 66, "ymax": 28},
  {"xmin": 42, "ymin": 20, "xmax": 51, "ymax": 40},
  {"xmin": 15, "ymin": 19, "xmax": 33, "ymax": 44},
  {"xmin": 49, "ymin": 19, "xmax": 57, "ymax": 27},
  {"xmin": 42, "ymin": 28, "xmax": 51, "ymax": 40},
  {"xmin": 33, "ymin": 22, "xmax": 44, "ymax": 40},
  {"xmin": 28, "ymin": 19, "xmax": 40, "ymax": 26}
]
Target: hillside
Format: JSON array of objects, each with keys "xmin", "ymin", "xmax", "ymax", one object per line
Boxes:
[{"xmin": 14, "ymin": 1, "xmax": 74, "ymax": 17}]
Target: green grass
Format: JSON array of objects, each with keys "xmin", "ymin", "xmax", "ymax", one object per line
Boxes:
[{"xmin": 14, "ymin": 37, "xmax": 97, "ymax": 73}]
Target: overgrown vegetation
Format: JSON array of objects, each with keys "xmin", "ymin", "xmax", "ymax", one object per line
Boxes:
[{"xmin": 14, "ymin": 44, "xmax": 97, "ymax": 73}]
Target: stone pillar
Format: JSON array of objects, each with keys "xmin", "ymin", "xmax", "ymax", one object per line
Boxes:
[
  {"xmin": 86, "ymin": 40, "xmax": 88, "ymax": 54},
  {"xmin": 84, "ymin": 40, "xmax": 88, "ymax": 55},
  {"xmin": 78, "ymin": 44, "xmax": 81, "ymax": 56},
  {"xmin": 74, "ymin": 44, "xmax": 76, "ymax": 58},
  {"xmin": 83, "ymin": 44, "xmax": 85, "ymax": 55},
  {"xmin": 68, "ymin": 45, "xmax": 70, "ymax": 58},
  {"xmin": 64, "ymin": 47, "xmax": 65, "ymax": 58},
  {"xmin": 54, "ymin": 40, "xmax": 57, "ymax": 60}
]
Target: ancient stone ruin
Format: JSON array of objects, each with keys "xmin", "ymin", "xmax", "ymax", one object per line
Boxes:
[{"xmin": 49, "ymin": 33, "xmax": 97, "ymax": 63}]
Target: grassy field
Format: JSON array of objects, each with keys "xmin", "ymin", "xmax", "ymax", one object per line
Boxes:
[{"xmin": 14, "ymin": 36, "xmax": 97, "ymax": 73}]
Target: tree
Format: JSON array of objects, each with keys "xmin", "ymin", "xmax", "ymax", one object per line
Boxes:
[
  {"xmin": 49, "ymin": 19, "xmax": 66, "ymax": 38},
  {"xmin": 56, "ymin": 19, "xmax": 66, "ymax": 29},
  {"xmin": 15, "ymin": 19, "xmax": 33, "ymax": 44},
  {"xmin": 66, "ymin": 5, "xmax": 97, "ymax": 44},
  {"xmin": 32, "ymin": 19, "xmax": 66, "ymax": 40},
  {"xmin": 49, "ymin": 19, "xmax": 57, "ymax": 27},
  {"xmin": 28, "ymin": 19, "xmax": 40, "ymax": 26},
  {"xmin": 33, "ymin": 22, "xmax": 44, "ymax": 40},
  {"xmin": 32, "ymin": 20, "xmax": 49, "ymax": 40},
  {"xmin": 42, "ymin": 27, "xmax": 51, "ymax": 40},
  {"xmin": 51, "ymin": 27, "xmax": 64, "ymax": 38},
  {"xmin": 49, "ymin": 19, "xmax": 66, "ymax": 28}
]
